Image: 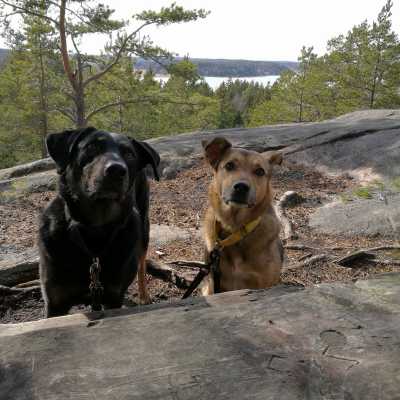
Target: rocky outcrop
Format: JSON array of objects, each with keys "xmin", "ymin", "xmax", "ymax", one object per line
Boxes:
[
  {"xmin": 1, "ymin": 109, "xmax": 400, "ymax": 234},
  {"xmin": 3, "ymin": 109, "xmax": 400, "ymax": 187},
  {"xmin": 0, "ymin": 158, "xmax": 54, "ymax": 181},
  {"xmin": 150, "ymin": 109, "xmax": 400, "ymax": 181},
  {"xmin": 309, "ymin": 193, "xmax": 400, "ymax": 237},
  {"xmin": 1, "ymin": 273, "xmax": 400, "ymax": 399},
  {"xmin": 0, "ymin": 170, "xmax": 57, "ymax": 203}
]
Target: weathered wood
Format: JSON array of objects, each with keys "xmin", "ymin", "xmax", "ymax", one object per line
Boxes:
[{"xmin": 1, "ymin": 274, "xmax": 400, "ymax": 399}]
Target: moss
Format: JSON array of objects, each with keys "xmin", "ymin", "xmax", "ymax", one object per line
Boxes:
[
  {"xmin": 339, "ymin": 193, "xmax": 352, "ymax": 203},
  {"xmin": 353, "ymin": 186, "xmax": 373, "ymax": 200},
  {"xmin": 390, "ymin": 177, "xmax": 400, "ymax": 192}
]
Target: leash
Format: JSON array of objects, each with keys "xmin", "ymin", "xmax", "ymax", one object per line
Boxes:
[
  {"xmin": 67, "ymin": 211, "xmax": 133, "ymax": 311},
  {"xmin": 182, "ymin": 216, "xmax": 262, "ymax": 299}
]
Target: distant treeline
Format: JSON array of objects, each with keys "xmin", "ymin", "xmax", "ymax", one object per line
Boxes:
[
  {"xmin": 0, "ymin": 48, "xmax": 8, "ymax": 65},
  {"xmin": 135, "ymin": 57, "xmax": 298, "ymax": 77},
  {"xmin": 0, "ymin": 48, "xmax": 298, "ymax": 77}
]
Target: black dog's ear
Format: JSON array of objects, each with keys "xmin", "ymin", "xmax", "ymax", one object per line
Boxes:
[
  {"xmin": 202, "ymin": 137, "xmax": 232, "ymax": 170},
  {"xmin": 46, "ymin": 127, "xmax": 97, "ymax": 173},
  {"xmin": 131, "ymin": 139, "xmax": 160, "ymax": 181}
]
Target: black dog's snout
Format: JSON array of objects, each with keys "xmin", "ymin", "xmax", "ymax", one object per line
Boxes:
[
  {"xmin": 105, "ymin": 162, "xmax": 127, "ymax": 178},
  {"xmin": 233, "ymin": 182, "xmax": 250, "ymax": 194}
]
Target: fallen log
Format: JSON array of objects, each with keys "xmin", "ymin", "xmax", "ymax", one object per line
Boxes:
[{"xmin": 146, "ymin": 260, "xmax": 197, "ymax": 289}]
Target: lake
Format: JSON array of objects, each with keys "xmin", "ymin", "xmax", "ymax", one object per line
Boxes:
[{"xmin": 154, "ymin": 75, "xmax": 280, "ymax": 90}]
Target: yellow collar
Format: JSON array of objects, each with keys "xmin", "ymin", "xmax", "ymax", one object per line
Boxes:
[{"xmin": 214, "ymin": 216, "xmax": 262, "ymax": 249}]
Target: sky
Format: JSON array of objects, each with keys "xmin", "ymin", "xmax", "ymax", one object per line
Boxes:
[{"xmin": 1, "ymin": 0, "xmax": 399, "ymax": 61}]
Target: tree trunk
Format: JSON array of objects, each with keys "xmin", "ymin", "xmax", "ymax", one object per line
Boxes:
[
  {"xmin": 75, "ymin": 83, "xmax": 86, "ymax": 128},
  {"xmin": 38, "ymin": 36, "xmax": 48, "ymax": 158}
]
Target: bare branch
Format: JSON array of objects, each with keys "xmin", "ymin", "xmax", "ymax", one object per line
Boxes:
[{"xmin": 83, "ymin": 21, "xmax": 152, "ymax": 88}]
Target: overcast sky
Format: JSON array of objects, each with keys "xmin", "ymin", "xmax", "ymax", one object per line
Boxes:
[{"xmin": 1, "ymin": 0, "xmax": 399, "ymax": 61}]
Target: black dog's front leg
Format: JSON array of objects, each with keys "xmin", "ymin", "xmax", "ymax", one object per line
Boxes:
[
  {"xmin": 103, "ymin": 286, "xmax": 125, "ymax": 310},
  {"xmin": 41, "ymin": 281, "xmax": 76, "ymax": 318},
  {"xmin": 43, "ymin": 291, "xmax": 74, "ymax": 318}
]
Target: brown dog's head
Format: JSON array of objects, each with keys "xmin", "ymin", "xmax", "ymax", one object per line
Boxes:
[{"xmin": 203, "ymin": 137, "xmax": 282, "ymax": 211}]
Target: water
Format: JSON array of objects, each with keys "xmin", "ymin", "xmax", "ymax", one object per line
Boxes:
[
  {"xmin": 204, "ymin": 76, "xmax": 279, "ymax": 90},
  {"xmin": 154, "ymin": 75, "xmax": 280, "ymax": 90}
]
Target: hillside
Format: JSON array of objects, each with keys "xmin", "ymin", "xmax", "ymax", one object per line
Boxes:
[
  {"xmin": 0, "ymin": 48, "xmax": 8, "ymax": 65},
  {"xmin": 135, "ymin": 57, "xmax": 298, "ymax": 76},
  {"xmin": 0, "ymin": 48, "xmax": 297, "ymax": 76}
]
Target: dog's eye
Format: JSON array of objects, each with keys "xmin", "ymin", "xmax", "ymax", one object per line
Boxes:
[
  {"xmin": 86, "ymin": 142, "xmax": 99, "ymax": 157},
  {"xmin": 122, "ymin": 148, "xmax": 135, "ymax": 161},
  {"xmin": 225, "ymin": 161, "xmax": 235, "ymax": 171},
  {"xmin": 254, "ymin": 167, "xmax": 265, "ymax": 177}
]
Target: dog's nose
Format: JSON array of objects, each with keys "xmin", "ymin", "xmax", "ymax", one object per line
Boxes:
[
  {"xmin": 105, "ymin": 162, "xmax": 127, "ymax": 178},
  {"xmin": 233, "ymin": 182, "xmax": 250, "ymax": 194}
]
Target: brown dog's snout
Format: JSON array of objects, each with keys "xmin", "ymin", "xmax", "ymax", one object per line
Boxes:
[
  {"xmin": 104, "ymin": 161, "xmax": 127, "ymax": 179},
  {"xmin": 233, "ymin": 181, "xmax": 250, "ymax": 195},
  {"xmin": 223, "ymin": 180, "xmax": 255, "ymax": 207}
]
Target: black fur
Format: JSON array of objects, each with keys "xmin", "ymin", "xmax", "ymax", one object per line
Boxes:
[{"xmin": 38, "ymin": 127, "xmax": 160, "ymax": 317}]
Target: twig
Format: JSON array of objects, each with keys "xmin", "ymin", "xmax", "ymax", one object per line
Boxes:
[
  {"xmin": 168, "ymin": 260, "xmax": 206, "ymax": 269},
  {"xmin": 15, "ymin": 279, "xmax": 41, "ymax": 289},
  {"xmin": 0, "ymin": 285, "xmax": 40, "ymax": 296},
  {"xmin": 298, "ymin": 253, "xmax": 313, "ymax": 262},
  {"xmin": 284, "ymin": 243, "xmax": 347, "ymax": 252},
  {"xmin": 285, "ymin": 244, "xmax": 319, "ymax": 251},
  {"xmin": 284, "ymin": 254, "xmax": 328, "ymax": 271},
  {"xmin": 364, "ymin": 246, "xmax": 400, "ymax": 252},
  {"xmin": 369, "ymin": 259, "xmax": 400, "ymax": 267}
]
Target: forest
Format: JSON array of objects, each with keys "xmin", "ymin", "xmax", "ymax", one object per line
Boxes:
[{"xmin": 0, "ymin": 0, "xmax": 398, "ymax": 169}]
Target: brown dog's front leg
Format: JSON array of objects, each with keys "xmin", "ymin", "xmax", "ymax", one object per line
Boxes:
[{"xmin": 138, "ymin": 253, "xmax": 151, "ymax": 305}]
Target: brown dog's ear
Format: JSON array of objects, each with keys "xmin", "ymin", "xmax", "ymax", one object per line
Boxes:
[
  {"xmin": 202, "ymin": 137, "xmax": 232, "ymax": 169},
  {"xmin": 46, "ymin": 127, "xmax": 97, "ymax": 173},
  {"xmin": 131, "ymin": 139, "xmax": 160, "ymax": 180},
  {"xmin": 264, "ymin": 151, "xmax": 283, "ymax": 166}
]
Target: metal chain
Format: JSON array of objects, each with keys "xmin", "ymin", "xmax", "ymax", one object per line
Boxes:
[{"xmin": 89, "ymin": 257, "xmax": 103, "ymax": 311}]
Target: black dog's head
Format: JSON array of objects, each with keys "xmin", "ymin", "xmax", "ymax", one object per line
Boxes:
[{"xmin": 46, "ymin": 127, "xmax": 160, "ymax": 205}]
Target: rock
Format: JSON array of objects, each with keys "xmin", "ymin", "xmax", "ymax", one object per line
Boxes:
[
  {"xmin": 278, "ymin": 190, "xmax": 304, "ymax": 208},
  {"xmin": 2, "ymin": 110, "xmax": 400, "ymax": 183},
  {"xmin": 309, "ymin": 193, "xmax": 400, "ymax": 237},
  {"xmin": 0, "ymin": 158, "xmax": 54, "ymax": 181},
  {"xmin": 148, "ymin": 109, "xmax": 400, "ymax": 181},
  {"xmin": 0, "ymin": 225, "xmax": 201, "ymax": 286},
  {"xmin": 0, "ymin": 170, "xmax": 57, "ymax": 203},
  {"xmin": 150, "ymin": 224, "xmax": 201, "ymax": 247},
  {"xmin": 1, "ymin": 273, "xmax": 400, "ymax": 399},
  {"xmin": 0, "ymin": 248, "xmax": 39, "ymax": 286}
]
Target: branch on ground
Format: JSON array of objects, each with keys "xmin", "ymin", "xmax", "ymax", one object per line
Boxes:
[{"xmin": 276, "ymin": 191, "xmax": 302, "ymax": 241}]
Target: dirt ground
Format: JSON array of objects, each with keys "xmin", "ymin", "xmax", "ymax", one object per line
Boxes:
[{"xmin": 0, "ymin": 159, "xmax": 398, "ymax": 324}]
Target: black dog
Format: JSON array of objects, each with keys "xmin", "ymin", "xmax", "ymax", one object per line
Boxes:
[{"xmin": 38, "ymin": 127, "xmax": 159, "ymax": 317}]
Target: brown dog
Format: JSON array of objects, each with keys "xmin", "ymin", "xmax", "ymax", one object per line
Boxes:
[{"xmin": 202, "ymin": 137, "xmax": 283, "ymax": 295}]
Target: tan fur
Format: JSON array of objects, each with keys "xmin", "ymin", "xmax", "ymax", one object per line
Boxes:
[
  {"xmin": 202, "ymin": 139, "xmax": 283, "ymax": 295},
  {"xmin": 137, "ymin": 253, "xmax": 150, "ymax": 304}
]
